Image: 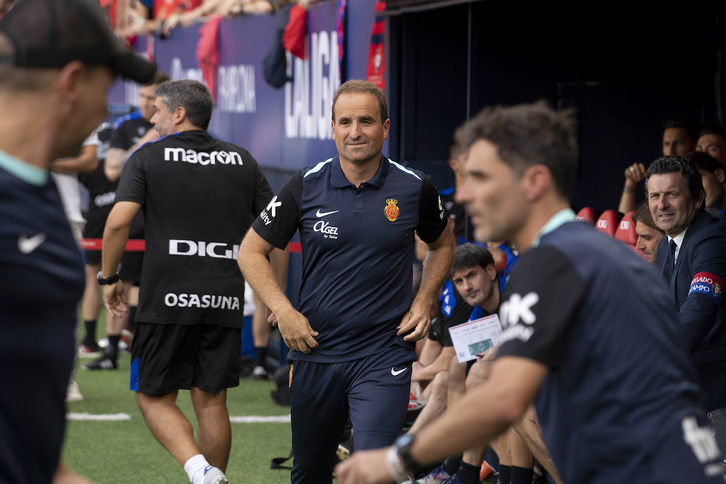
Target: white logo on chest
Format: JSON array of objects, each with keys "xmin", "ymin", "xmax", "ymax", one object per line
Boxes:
[
  {"xmin": 313, "ymin": 220, "xmax": 339, "ymax": 239},
  {"xmin": 316, "ymin": 209, "xmax": 339, "ymax": 217},
  {"xmin": 18, "ymin": 233, "xmax": 46, "ymax": 254},
  {"xmin": 499, "ymin": 292, "xmax": 539, "ymax": 343}
]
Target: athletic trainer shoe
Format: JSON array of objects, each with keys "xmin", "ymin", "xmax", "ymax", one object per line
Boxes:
[
  {"xmin": 118, "ymin": 339, "xmax": 130, "ymax": 355},
  {"xmin": 402, "ymin": 463, "xmax": 451, "ymax": 484},
  {"xmin": 77, "ymin": 343, "xmax": 101, "ymax": 358},
  {"xmin": 66, "ymin": 379, "xmax": 83, "ymax": 403},
  {"xmin": 82, "ymin": 352, "xmax": 118, "ymax": 370},
  {"xmin": 418, "ymin": 463, "xmax": 453, "ymax": 484},
  {"xmin": 120, "ymin": 328, "xmax": 134, "ymax": 352},
  {"xmin": 252, "ymin": 365, "xmax": 270, "ymax": 380},
  {"xmin": 421, "ymin": 473, "xmax": 461, "ymax": 484},
  {"xmin": 202, "ymin": 466, "xmax": 228, "ymax": 484}
]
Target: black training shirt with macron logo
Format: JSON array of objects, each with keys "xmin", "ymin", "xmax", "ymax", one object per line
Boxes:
[{"xmin": 115, "ymin": 130, "xmax": 273, "ymax": 328}]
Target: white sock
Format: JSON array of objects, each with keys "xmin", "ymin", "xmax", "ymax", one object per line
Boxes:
[{"xmin": 184, "ymin": 454, "xmax": 210, "ymax": 484}]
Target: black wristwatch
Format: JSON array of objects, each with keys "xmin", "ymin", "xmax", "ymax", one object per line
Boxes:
[
  {"xmin": 393, "ymin": 433, "xmax": 426, "ymax": 476},
  {"xmin": 97, "ymin": 271, "xmax": 120, "ymax": 285}
]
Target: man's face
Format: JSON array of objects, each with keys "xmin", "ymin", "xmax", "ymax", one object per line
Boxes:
[
  {"xmin": 59, "ymin": 66, "xmax": 114, "ymax": 158},
  {"xmin": 448, "ymin": 152, "xmax": 467, "ymax": 181},
  {"xmin": 662, "ymin": 128, "xmax": 693, "ymax": 156},
  {"xmin": 451, "ymin": 264, "xmax": 496, "ymax": 307},
  {"xmin": 455, "ymin": 139, "xmax": 529, "ymax": 244},
  {"xmin": 150, "ymin": 97, "xmax": 175, "ymax": 137},
  {"xmin": 332, "ymin": 92, "xmax": 390, "ymax": 167},
  {"xmin": 634, "ymin": 221, "xmax": 664, "ymax": 265},
  {"xmin": 138, "ymin": 84, "xmax": 157, "ymax": 122},
  {"xmin": 696, "ymin": 134, "xmax": 726, "ymax": 167},
  {"xmin": 698, "ymin": 168, "xmax": 725, "ymax": 209},
  {"xmin": 647, "ymin": 172, "xmax": 703, "ymax": 237}
]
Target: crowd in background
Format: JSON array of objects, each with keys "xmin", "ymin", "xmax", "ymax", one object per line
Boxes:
[{"xmin": 100, "ymin": 0, "xmax": 309, "ymax": 40}]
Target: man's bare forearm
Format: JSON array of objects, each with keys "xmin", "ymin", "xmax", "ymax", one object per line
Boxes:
[
  {"xmin": 105, "ymin": 135, "xmax": 155, "ymax": 181},
  {"xmin": 415, "ymin": 229, "xmax": 455, "ymax": 310},
  {"xmin": 101, "ymin": 203, "xmax": 139, "ymax": 277},
  {"xmin": 408, "ymin": 357, "xmax": 544, "ymax": 465},
  {"xmin": 416, "ymin": 347, "xmax": 456, "ymax": 382},
  {"xmin": 51, "ymin": 144, "xmax": 98, "ymax": 174},
  {"xmin": 101, "ymin": 225, "xmax": 129, "ymax": 278},
  {"xmin": 238, "ymin": 229, "xmax": 295, "ymax": 317},
  {"xmin": 105, "ymin": 148, "xmax": 134, "ymax": 181},
  {"xmin": 270, "ymin": 246, "xmax": 289, "ymax": 291}
]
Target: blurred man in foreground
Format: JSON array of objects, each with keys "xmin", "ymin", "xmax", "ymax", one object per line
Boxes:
[
  {"xmin": 336, "ymin": 102, "xmax": 725, "ymax": 484},
  {"xmin": 0, "ymin": 0, "xmax": 155, "ymax": 481}
]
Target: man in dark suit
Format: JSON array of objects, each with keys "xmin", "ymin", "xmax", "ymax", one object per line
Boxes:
[{"xmin": 647, "ymin": 155, "xmax": 726, "ymax": 412}]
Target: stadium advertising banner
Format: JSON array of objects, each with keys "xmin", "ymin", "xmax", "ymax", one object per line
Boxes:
[
  {"xmin": 215, "ymin": 15, "xmax": 284, "ymax": 167},
  {"xmin": 107, "ymin": 0, "xmax": 383, "ymax": 172},
  {"xmin": 281, "ymin": 1, "xmax": 339, "ymax": 168}
]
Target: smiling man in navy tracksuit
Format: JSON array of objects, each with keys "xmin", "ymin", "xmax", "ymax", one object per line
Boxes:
[{"xmin": 240, "ymin": 80, "xmax": 455, "ymax": 483}]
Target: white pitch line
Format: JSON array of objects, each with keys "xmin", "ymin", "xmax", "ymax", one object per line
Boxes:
[
  {"xmin": 66, "ymin": 413, "xmax": 291, "ymax": 423},
  {"xmin": 67, "ymin": 412, "xmax": 131, "ymax": 421},
  {"xmin": 229, "ymin": 415, "xmax": 291, "ymax": 423}
]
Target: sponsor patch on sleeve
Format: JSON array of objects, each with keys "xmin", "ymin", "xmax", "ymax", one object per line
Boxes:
[
  {"xmin": 440, "ymin": 281, "xmax": 456, "ymax": 317},
  {"xmin": 688, "ymin": 272, "xmax": 724, "ymax": 303}
]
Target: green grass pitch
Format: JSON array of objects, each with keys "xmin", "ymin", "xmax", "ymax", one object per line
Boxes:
[{"xmin": 65, "ymin": 325, "xmax": 294, "ymax": 483}]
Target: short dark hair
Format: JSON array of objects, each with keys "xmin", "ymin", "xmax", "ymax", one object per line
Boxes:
[
  {"xmin": 697, "ymin": 123, "xmax": 726, "ymax": 140},
  {"xmin": 687, "ymin": 151, "xmax": 722, "ymax": 175},
  {"xmin": 450, "ymin": 243, "xmax": 495, "ymax": 275},
  {"xmin": 631, "ymin": 202, "xmax": 663, "ymax": 233},
  {"xmin": 154, "ymin": 79, "xmax": 213, "ymax": 130},
  {"xmin": 332, "ymin": 80, "xmax": 388, "ymax": 123},
  {"xmin": 458, "ymin": 101, "xmax": 579, "ymax": 198},
  {"xmin": 644, "ymin": 156, "xmax": 705, "ymax": 208},
  {"xmin": 143, "ymin": 70, "xmax": 170, "ymax": 87},
  {"xmin": 449, "ymin": 125, "xmax": 466, "ymax": 160},
  {"xmin": 661, "ymin": 118, "xmax": 699, "ymax": 144}
]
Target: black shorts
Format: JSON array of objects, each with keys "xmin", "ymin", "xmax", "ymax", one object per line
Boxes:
[
  {"xmin": 84, "ymin": 250, "xmax": 140, "ymax": 278},
  {"xmin": 84, "ymin": 249, "xmax": 101, "ymax": 266},
  {"xmin": 130, "ymin": 322, "xmax": 241, "ymax": 395},
  {"xmin": 118, "ymin": 251, "xmax": 143, "ymax": 284}
]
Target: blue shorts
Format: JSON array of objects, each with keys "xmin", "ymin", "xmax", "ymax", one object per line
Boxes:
[{"xmin": 289, "ymin": 345, "xmax": 415, "ymax": 484}]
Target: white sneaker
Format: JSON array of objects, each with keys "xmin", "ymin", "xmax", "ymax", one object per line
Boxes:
[
  {"xmin": 202, "ymin": 466, "xmax": 228, "ymax": 484},
  {"xmin": 252, "ymin": 366, "xmax": 270, "ymax": 380},
  {"xmin": 66, "ymin": 379, "xmax": 83, "ymax": 403}
]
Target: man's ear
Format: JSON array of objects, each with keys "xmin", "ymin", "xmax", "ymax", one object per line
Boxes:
[
  {"xmin": 520, "ymin": 164, "xmax": 553, "ymax": 202},
  {"xmin": 486, "ymin": 262, "xmax": 497, "ymax": 282},
  {"xmin": 715, "ymin": 168, "xmax": 725, "ymax": 184},
  {"xmin": 173, "ymin": 106, "xmax": 187, "ymax": 125},
  {"xmin": 57, "ymin": 61, "xmax": 86, "ymax": 108}
]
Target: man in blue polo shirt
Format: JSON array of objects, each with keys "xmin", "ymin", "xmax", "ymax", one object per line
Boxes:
[
  {"xmin": 239, "ymin": 80, "xmax": 455, "ymax": 483},
  {"xmin": 0, "ymin": 0, "xmax": 155, "ymax": 481},
  {"xmin": 336, "ymin": 102, "xmax": 725, "ymax": 484}
]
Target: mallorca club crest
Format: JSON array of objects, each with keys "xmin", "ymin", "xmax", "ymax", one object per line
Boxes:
[{"xmin": 385, "ymin": 199, "xmax": 399, "ymax": 221}]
